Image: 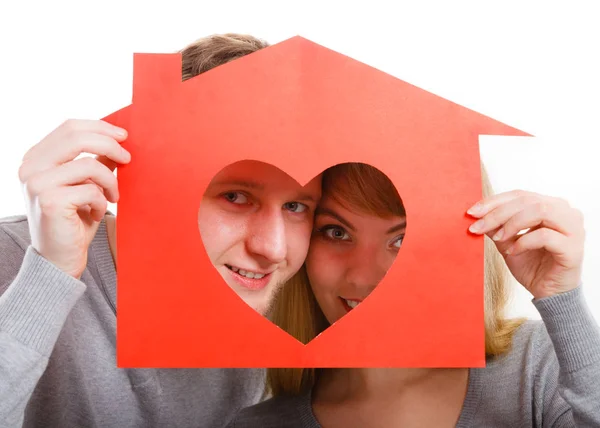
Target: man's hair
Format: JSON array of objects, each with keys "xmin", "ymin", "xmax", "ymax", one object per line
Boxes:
[{"xmin": 180, "ymin": 33, "xmax": 269, "ymax": 81}]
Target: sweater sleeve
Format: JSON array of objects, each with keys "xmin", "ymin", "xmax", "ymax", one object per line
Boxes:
[
  {"xmin": 532, "ymin": 286, "xmax": 600, "ymax": 427},
  {"xmin": 0, "ymin": 225, "xmax": 86, "ymax": 428}
]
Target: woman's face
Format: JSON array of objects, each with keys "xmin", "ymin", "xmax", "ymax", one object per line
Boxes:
[{"xmin": 306, "ymin": 193, "xmax": 406, "ymax": 325}]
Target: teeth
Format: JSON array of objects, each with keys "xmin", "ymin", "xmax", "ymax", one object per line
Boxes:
[
  {"xmin": 228, "ymin": 265, "xmax": 266, "ymax": 280},
  {"xmin": 345, "ymin": 299, "xmax": 360, "ymax": 309}
]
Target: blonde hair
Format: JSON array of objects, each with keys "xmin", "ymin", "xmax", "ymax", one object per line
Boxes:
[
  {"xmin": 267, "ymin": 162, "xmax": 525, "ymax": 396},
  {"xmin": 179, "ymin": 33, "xmax": 269, "ymax": 81}
]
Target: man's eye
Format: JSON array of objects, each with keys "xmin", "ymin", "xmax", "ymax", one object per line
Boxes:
[
  {"xmin": 283, "ymin": 202, "xmax": 308, "ymax": 213},
  {"xmin": 322, "ymin": 226, "xmax": 350, "ymax": 241},
  {"xmin": 223, "ymin": 192, "xmax": 248, "ymax": 204}
]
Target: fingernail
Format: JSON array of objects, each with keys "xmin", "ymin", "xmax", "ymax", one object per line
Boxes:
[
  {"xmin": 114, "ymin": 127, "xmax": 127, "ymax": 138},
  {"xmin": 469, "ymin": 219, "xmax": 484, "ymax": 233},
  {"xmin": 467, "ymin": 203, "xmax": 483, "ymax": 216},
  {"xmin": 505, "ymin": 246, "xmax": 513, "ymax": 255},
  {"xmin": 492, "ymin": 228, "xmax": 504, "ymax": 241}
]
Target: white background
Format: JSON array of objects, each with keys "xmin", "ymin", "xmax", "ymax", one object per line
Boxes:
[{"xmin": 0, "ymin": 1, "xmax": 598, "ymax": 320}]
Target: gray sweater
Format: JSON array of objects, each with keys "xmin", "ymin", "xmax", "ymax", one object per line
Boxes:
[
  {"xmin": 0, "ymin": 215, "xmax": 265, "ymax": 428},
  {"xmin": 228, "ymin": 284, "xmax": 600, "ymax": 426}
]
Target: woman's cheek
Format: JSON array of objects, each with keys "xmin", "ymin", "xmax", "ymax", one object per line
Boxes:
[
  {"xmin": 307, "ymin": 249, "xmax": 342, "ymax": 292},
  {"xmin": 306, "ymin": 243, "xmax": 330, "ymax": 283}
]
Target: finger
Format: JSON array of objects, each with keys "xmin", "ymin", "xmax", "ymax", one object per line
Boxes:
[
  {"xmin": 26, "ymin": 157, "xmax": 119, "ymax": 203},
  {"xmin": 469, "ymin": 195, "xmax": 533, "ymax": 235},
  {"xmin": 77, "ymin": 204, "xmax": 100, "ymax": 226},
  {"xmin": 505, "ymin": 227, "xmax": 570, "ymax": 260},
  {"xmin": 68, "ymin": 185, "xmax": 109, "ymax": 222},
  {"xmin": 58, "ymin": 119, "xmax": 127, "ymax": 138},
  {"xmin": 492, "ymin": 201, "xmax": 576, "ymax": 242},
  {"xmin": 469, "ymin": 194, "xmax": 568, "ymax": 237},
  {"xmin": 39, "ymin": 183, "xmax": 108, "ymax": 222},
  {"xmin": 78, "ymin": 178, "xmax": 108, "ymax": 218},
  {"xmin": 25, "ymin": 119, "xmax": 127, "ymax": 159},
  {"xmin": 484, "ymin": 224, "xmax": 512, "ymax": 255},
  {"xmin": 486, "ymin": 224, "xmax": 538, "ymax": 255},
  {"xmin": 469, "ymin": 193, "xmax": 555, "ymax": 235},
  {"xmin": 20, "ymin": 123, "xmax": 130, "ymax": 181},
  {"xmin": 21, "ymin": 132, "xmax": 130, "ymax": 182},
  {"xmin": 40, "ymin": 130, "xmax": 128, "ymax": 167},
  {"xmin": 467, "ymin": 189, "xmax": 542, "ymax": 218},
  {"xmin": 95, "ymin": 155, "xmax": 118, "ymax": 173}
]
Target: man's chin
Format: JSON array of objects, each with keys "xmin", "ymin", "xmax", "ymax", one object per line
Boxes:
[
  {"xmin": 253, "ymin": 303, "xmax": 268, "ymax": 316},
  {"xmin": 242, "ymin": 292, "xmax": 277, "ymax": 318},
  {"xmin": 237, "ymin": 297, "xmax": 266, "ymax": 316}
]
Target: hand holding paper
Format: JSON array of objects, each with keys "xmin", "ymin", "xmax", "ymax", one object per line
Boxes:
[
  {"xmin": 468, "ymin": 190, "xmax": 584, "ymax": 299},
  {"xmin": 18, "ymin": 119, "xmax": 130, "ymax": 278}
]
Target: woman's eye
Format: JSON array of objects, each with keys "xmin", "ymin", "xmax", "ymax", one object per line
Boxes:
[
  {"xmin": 283, "ymin": 202, "xmax": 308, "ymax": 213},
  {"xmin": 223, "ymin": 192, "xmax": 248, "ymax": 204},
  {"xmin": 322, "ymin": 226, "xmax": 350, "ymax": 241},
  {"xmin": 391, "ymin": 236, "xmax": 404, "ymax": 249}
]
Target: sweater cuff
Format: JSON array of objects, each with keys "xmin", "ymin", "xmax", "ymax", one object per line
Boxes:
[
  {"xmin": 534, "ymin": 286, "xmax": 600, "ymax": 373},
  {"xmin": 0, "ymin": 246, "xmax": 86, "ymax": 356}
]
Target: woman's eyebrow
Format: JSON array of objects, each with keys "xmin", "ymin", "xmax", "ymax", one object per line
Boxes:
[{"xmin": 315, "ymin": 208, "xmax": 356, "ymax": 231}]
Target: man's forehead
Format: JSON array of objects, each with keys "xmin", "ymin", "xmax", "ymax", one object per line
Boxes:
[
  {"xmin": 211, "ymin": 179, "xmax": 265, "ymax": 190},
  {"xmin": 211, "ymin": 161, "xmax": 320, "ymax": 188},
  {"xmin": 212, "ymin": 160, "xmax": 284, "ymax": 179},
  {"xmin": 210, "ymin": 174, "xmax": 321, "ymax": 203}
]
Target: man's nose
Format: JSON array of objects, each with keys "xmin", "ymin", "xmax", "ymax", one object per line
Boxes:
[
  {"xmin": 344, "ymin": 248, "xmax": 389, "ymax": 295},
  {"xmin": 245, "ymin": 207, "xmax": 287, "ymax": 264}
]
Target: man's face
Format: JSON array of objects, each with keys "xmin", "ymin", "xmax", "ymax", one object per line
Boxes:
[{"xmin": 199, "ymin": 160, "xmax": 322, "ymax": 315}]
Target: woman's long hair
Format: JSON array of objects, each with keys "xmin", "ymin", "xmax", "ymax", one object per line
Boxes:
[{"xmin": 267, "ymin": 162, "xmax": 524, "ymax": 396}]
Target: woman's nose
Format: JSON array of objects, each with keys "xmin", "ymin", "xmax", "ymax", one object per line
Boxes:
[{"xmin": 344, "ymin": 248, "xmax": 391, "ymax": 295}]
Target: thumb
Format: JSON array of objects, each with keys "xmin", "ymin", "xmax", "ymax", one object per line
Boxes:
[{"xmin": 485, "ymin": 227, "xmax": 516, "ymax": 256}]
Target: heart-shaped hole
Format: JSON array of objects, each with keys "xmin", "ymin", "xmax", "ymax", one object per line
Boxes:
[{"xmin": 198, "ymin": 160, "xmax": 406, "ymax": 343}]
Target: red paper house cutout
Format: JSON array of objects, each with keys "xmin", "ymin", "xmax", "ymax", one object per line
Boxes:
[{"xmin": 103, "ymin": 36, "xmax": 529, "ymax": 368}]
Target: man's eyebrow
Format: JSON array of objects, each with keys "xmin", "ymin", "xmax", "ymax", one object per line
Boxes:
[
  {"xmin": 210, "ymin": 179, "xmax": 317, "ymax": 203},
  {"xmin": 211, "ymin": 180, "xmax": 265, "ymax": 190},
  {"xmin": 295, "ymin": 192, "xmax": 318, "ymax": 203},
  {"xmin": 386, "ymin": 221, "xmax": 407, "ymax": 234},
  {"xmin": 315, "ymin": 207, "xmax": 356, "ymax": 232}
]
